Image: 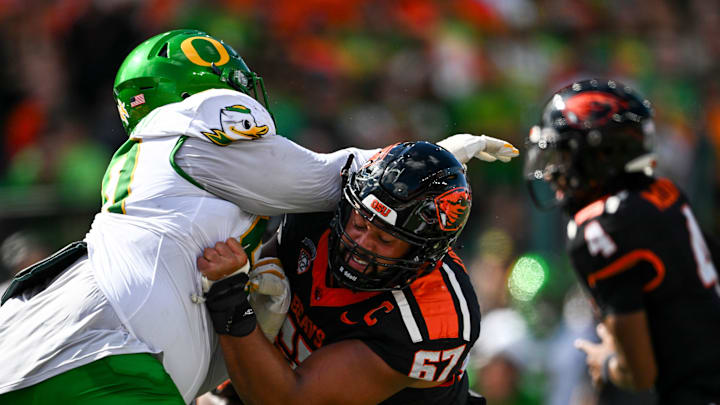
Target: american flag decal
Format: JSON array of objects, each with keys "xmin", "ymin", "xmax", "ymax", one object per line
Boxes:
[{"xmin": 130, "ymin": 94, "xmax": 146, "ymax": 107}]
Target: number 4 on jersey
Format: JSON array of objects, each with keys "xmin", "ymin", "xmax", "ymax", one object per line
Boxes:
[
  {"xmin": 584, "ymin": 220, "xmax": 617, "ymax": 258},
  {"xmin": 584, "ymin": 206, "xmax": 720, "ymax": 295}
]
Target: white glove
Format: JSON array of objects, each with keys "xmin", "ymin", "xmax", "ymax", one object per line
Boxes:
[
  {"xmin": 247, "ymin": 257, "xmax": 291, "ymax": 341},
  {"xmin": 437, "ymin": 133, "xmax": 520, "ymax": 164}
]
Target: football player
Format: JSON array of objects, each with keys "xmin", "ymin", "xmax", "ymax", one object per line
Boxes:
[
  {"xmin": 0, "ymin": 30, "xmax": 517, "ymax": 404},
  {"xmin": 197, "ymin": 142, "xmax": 487, "ymax": 404},
  {"xmin": 525, "ymin": 79, "xmax": 720, "ymax": 404}
]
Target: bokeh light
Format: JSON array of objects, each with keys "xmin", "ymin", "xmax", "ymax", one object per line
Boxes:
[{"xmin": 508, "ymin": 254, "xmax": 548, "ymax": 302}]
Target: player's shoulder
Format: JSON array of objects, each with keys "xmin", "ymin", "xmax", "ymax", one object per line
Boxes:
[
  {"xmin": 398, "ymin": 253, "xmax": 481, "ymax": 346},
  {"xmin": 135, "ymin": 88, "xmax": 276, "ymax": 145},
  {"xmin": 186, "ymin": 89, "xmax": 276, "ymax": 145},
  {"xmin": 364, "ymin": 258, "xmax": 479, "ymax": 385},
  {"xmin": 571, "ymin": 177, "xmax": 685, "ymax": 235}
]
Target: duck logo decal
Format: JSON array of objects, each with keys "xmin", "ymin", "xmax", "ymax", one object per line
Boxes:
[{"xmin": 202, "ymin": 104, "xmax": 269, "ymax": 145}]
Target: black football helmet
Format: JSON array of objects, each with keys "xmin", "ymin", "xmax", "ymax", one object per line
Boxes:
[
  {"xmin": 328, "ymin": 141, "xmax": 472, "ymax": 291},
  {"xmin": 524, "ymin": 79, "xmax": 656, "ymax": 211}
]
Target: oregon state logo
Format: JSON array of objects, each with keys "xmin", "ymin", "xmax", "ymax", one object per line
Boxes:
[
  {"xmin": 201, "ymin": 104, "xmax": 270, "ymax": 145},
  {"xmin": 435, "ymin": 187, "xmax": 471, "ymax": 231},
  {"xmin": 562, "ymin": 91, "xmax": 629, "ymax": 128}
]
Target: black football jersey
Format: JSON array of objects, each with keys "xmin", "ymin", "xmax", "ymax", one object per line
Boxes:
[
  {"xmin": 567, "ymin": 177, "xmax": 720, "ymax": 403},
  {"xmin": 274, "ymin": 212, "xmax": 482, "ymax": 405}
]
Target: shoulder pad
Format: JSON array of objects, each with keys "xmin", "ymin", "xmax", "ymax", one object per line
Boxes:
[{"xmin": 132, "ymin": 89, "xmax": 276, "ymax": 145}]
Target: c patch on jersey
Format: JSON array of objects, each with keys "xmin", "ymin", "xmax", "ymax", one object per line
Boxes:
[
  {"xmin": 201, "ymin": 103, "xmax": 270, "ymax": 145},
  {"xmin": 435, "ymin": 187, "xmax": 471, "ymax": 231},
  {"xmin": 297, "ymin": 237, "xmax": 317, "ymax": 274}
]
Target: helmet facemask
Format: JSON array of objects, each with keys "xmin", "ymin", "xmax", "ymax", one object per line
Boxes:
[
  {"xmin": 328, "ymin": 189, "xmax": 437, "ymax": 292},
  {"xmin": 327, "ymin": 142, "xmax": 471, "ymax": 292},
  {"xmin": 210, "ymin": 62, "xmax": 271, "ymax": 114}
]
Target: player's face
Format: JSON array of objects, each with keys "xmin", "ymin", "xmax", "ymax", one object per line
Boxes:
[{"xmin": 342, "ymin": 210, "xmax": 411, "ymax": 274}]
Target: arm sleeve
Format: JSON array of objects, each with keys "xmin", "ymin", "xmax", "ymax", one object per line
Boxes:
[{"xmin": 174, "ymin": 134, "xmax": 378, "ymax": 216}]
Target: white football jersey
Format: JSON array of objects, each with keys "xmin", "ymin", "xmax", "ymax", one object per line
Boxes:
[{"xmin": 0, "ymin": 89, "xmax": 376, "ymax": 403}]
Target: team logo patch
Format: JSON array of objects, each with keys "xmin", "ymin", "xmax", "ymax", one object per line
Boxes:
[
  {"xmin": 297, "ymin": 237, "xmax": 317, "ymax": 274},
  {"xmin": 201, "ymin": 104, "xmax": 270, "ymax": 146},
  {"xmin": 562, "ymin": 91, "xmax": 629, "ymax": 128},
  {"xmin": 116, "ymin": 98, "xmax": 129, "ymax": 127},
  {"xmin": 435, "ymin": 187, "xmax": 471, "ymax": 231}
]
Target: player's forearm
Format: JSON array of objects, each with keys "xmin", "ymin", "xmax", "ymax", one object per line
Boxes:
[
  {"xmin": 218, "ymin": 327, "xmax": 303, "ymax": 405},
  {"xmin": 609, "ymin": 354, "xmax": 654, "ymax": 390},
  {"xmin": 604, "ymin": 314, "xmax": 657, "ymax": 390}
]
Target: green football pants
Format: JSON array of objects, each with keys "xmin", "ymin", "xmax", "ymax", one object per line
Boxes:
[{"xmin": 0, "ymin": 353, "xmax": 185, "ymax": 404}]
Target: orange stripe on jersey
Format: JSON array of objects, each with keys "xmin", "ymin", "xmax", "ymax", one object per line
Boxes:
[
  {"xmin": 641, "ymin": 178, "xmax": 679, "ymax": 211},
  {"xmin": 446, "ymin": 248, "xmax": 467, "ymax": 273},
  {"xmin": 574, "ymin": 197, "xmax": 607, "ymax": 226},
  {"xmin": 410, "ymin": 265, "xmax": 459, "ymax": 340},
  {"xmin": 587, "ymin": 249, "xmax": 666, "ymax": 292}
]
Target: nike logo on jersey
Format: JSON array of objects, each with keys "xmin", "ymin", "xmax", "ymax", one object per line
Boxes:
[
  {"xmin": 340, "ymin": 311, "xmax": 358, "ymax": 325},
  {"xmin": 339, "ymin": 301, "xmax": 394, "ymax": 327}
]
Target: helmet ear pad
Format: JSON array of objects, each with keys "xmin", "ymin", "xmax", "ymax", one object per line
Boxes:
[{"xmin": 328, "ymin": 141, "xmax": 471, "ymax": 292}]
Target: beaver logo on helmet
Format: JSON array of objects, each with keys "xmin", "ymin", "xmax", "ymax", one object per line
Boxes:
[
  {"xmin": 562, "ymin": 91, "xmax": 629, "ymax": 128},
  {"xmin": 435, "ymin": 187, "xmax": 471, "ymax": 231}
]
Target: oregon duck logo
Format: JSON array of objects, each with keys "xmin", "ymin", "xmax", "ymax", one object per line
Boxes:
[
  {"xmin": 202, "ymin": 104, "xmax": 269, "ymax": 145},
  {"xmin": 435, "ymin": 187, "xmax": 471, "ymax": 231}
]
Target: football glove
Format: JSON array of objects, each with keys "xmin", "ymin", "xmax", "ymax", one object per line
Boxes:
[
  {"xmin": 247, "ymin": 257, "xmax": 291, "ymax": 341},
  {"xmin": 438, "ymin": 133, "xmax": 519, "ymax": 164},
  {"xmin": 205, "ymin": 272, "xmax": 256, "ymax": 337}
]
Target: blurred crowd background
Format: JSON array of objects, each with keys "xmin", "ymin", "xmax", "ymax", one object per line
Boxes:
[{"xmin": 1, "ymin": 0, "xmax": 718, "ymax": 404}]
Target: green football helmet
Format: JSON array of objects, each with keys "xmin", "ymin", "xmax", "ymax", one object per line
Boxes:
[{"xmin": 114, "ymin": 29, "xmax": 271, "ymax": 135}]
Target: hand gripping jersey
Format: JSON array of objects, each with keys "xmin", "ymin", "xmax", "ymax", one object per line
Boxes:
[
  {"xmin": 275, "ymin": 212, "xmax": 481, "ymax": 404},
  {"xmin": 567, "ymin": 177, "xmax": 720, "ymax": 403},
  {"xmin": 0, "ymin": 89, "xmax": 374, "ymax": 402}
]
